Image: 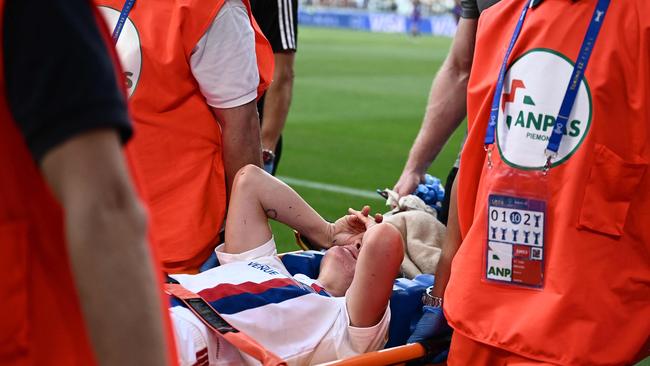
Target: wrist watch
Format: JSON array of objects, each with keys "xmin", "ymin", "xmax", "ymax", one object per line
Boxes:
[
  {"xmin": 422, "ymin": 286, "xmax": 443, "ymax": 308},
  {"xmin": 262, "ymin": 149, "xmax": 275, "ymax": 164}
]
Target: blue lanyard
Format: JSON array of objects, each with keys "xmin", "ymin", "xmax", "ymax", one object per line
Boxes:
[
  {"xmin": 112, "ymin": 0, "xmax": 136, "ymax": 43},
  {"xmin": 484, "ymin": 0, "xmax": 610, "ymax": 165},
  {"xmin": 545, "ymin": 0, "xmax": 609, "ymax": 155},
  {"xmin": 484, "ymin": 0, "xmax": 533, "ymax": 147}
]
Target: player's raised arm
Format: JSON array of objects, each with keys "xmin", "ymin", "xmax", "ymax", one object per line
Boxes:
[
  {"xmin": 225, "ymin": 164, "xmax": 336, "ymax": 254},
  {"xmin": 225, "ymin": 165, "xmax": 381, "ymax": 254},
  {"xmin": 345, "ymin": 222, "xmax": 404, "ymax": 328}
]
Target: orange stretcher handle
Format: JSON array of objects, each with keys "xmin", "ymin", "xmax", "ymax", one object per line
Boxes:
[{"xmin": 316, "ymin": 343, "xmax": 427, "ymax": 366}]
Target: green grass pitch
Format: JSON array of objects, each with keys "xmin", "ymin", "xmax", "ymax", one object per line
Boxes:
[{"xmin": 270, "ymin": 27, "xmax": 465, "ymax": 252}]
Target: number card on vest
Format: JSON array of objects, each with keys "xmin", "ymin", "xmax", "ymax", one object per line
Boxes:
[
  {"xmin": 481, "ymin": 0, "xmax": 609, "ymax": 288},
  {"xmin": 487, "ymin": 195, "xmax": 545, "ymax": 287}
]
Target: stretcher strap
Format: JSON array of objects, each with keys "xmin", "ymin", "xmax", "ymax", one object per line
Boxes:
[{"xmin": 164, "ymin": 283, "xmax": 287, "ymax": 366}]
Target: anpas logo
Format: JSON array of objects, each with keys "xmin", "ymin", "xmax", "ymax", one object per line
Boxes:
[
  {"xmin": 98, "ymin": 6, "xmax": 142, "ymax": 98},
  {"xmin": 497, "ymin": 49, "xmax": 592, "ymax": 169}
]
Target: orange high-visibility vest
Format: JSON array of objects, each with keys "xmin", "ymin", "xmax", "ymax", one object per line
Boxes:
[
  {"xmin": 446, "ymin": 1, "xmax": 650, "ymax": 365},
  {"xmin": 95, "ymin": 0, "xmax": 273, "ymax": 273},
  {"xmin": 0, "ymin": 2, "xmax": 176, "ymax": 365}
]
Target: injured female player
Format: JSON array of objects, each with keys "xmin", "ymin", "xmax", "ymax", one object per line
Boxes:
[{"xmin": 169, "ymin": 164, "xmax": 404, "ymax": 365}]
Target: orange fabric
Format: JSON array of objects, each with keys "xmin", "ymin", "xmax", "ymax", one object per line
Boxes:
[
  {"xmin": 0, "ymin": 122, "xmax": 98, "ymax": 366},
  {"xmin": 88, "ymin": 5, "xmax": 180, "ymax": 365},
  {"xmin": 95, "ymin": 0, "xmax": 273, "ymax": 273},
  {"xmin": 0, "ymin": 131, "xmax": 97, "ymax": 366},
  {"xmin": 0, "ymin": 2, "xmax": 177, "ymax": 364},
  {"xmin": 1, "ymin": 1, "xmax": 89, "ymax": 365},
  {"xmin": 445, "ymin": 1, "xmax": 650, "ymax": 365},
  {"xmin": 448, "ymin": 332, "xmax": 556, "ymax": 366}
]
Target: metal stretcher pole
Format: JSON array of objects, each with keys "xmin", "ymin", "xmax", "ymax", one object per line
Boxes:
[
  {"xmin": 316, "ymin": 343, "xmax": 427, "ymax": 366},
  {"xmin": 316, "ymin": 335, "xmax": 451, "ymax": 366}
]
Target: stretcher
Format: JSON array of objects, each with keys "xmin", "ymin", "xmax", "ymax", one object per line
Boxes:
[{"xmin": 189, "ymin": 248, "xmax": 450, "ymax": 365}]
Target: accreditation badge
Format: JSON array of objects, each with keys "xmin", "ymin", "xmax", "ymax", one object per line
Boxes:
[{"xmin": 483, "ymin": 165, "xmax": 547, "ymax": 289}]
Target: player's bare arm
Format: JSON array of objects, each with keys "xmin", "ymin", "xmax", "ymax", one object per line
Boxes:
[
  {"xmin": 346, "ymin": 222, "xmax": 404, "ymax": 327},
  {"xmin": 225, "ymin": 165, "xmax": 374, "ymax": 254}
]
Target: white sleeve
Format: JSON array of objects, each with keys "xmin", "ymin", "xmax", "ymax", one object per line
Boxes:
[
  {"xmin": 214, "ymin": 237, "xmax": 277, "ymax": 265},
  {"xmin": 190, "ymin": 0, "xmax": 260, "ymax": 109},
  {"xmin": 339, "ymin": 300, "xmax": 391, "ymax": 355}
]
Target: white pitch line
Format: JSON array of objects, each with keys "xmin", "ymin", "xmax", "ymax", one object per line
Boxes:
[{"xmin": 278, "ymin": 176, "xmax": 384, "ymax": 201}]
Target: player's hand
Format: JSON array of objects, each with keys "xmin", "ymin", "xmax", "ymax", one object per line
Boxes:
[
  {"xmin": 407, "ymin": 306, "xmax": 452, "ymax": 344},
  {"xmin": 329, "ymin": 206, "xmax": 381, "ymax": 247},
  {"xmin": 393, "ymin": 171, "xmax": 424, "ymax": 199},
  {"xmin": 348, "ymin": 205, "xmax": 383, "ymax": 228}
]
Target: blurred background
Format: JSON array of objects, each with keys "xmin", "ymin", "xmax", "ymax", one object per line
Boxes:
[
  {"xmin": 270, "ymin": 0, "xmax": 466, "ymax": 251},
  {"xmin": 302, "ymin": 0, "xmax": 457, "ymax": 19}
]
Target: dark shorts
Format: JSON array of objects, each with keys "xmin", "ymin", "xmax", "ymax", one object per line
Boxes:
[{"xmin": 251, "ymin": 0, "xmax": 298, "ymax": 52}]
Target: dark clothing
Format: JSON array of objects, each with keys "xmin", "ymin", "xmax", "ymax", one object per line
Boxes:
[
  {"xmin": 3, "ymin": 0, "xmax": 131, "ymax": 162},
  {"xmin": 251, "ymin": 0, "xmax": 298, "ymax": 52},
  {"xmin": 251, "ymin": 0, "xmax": 296, "ymax": 174},
  {"xmin": 459, "ymin": 0, "xmax": 501, "ymax": 19},
  {"xmin": 438, "ymin": 166, "xmax": 458, "ymax": 226},
  {"xmin": 460, "ymin": 0, "xmax": 549, "ymax": 19}
]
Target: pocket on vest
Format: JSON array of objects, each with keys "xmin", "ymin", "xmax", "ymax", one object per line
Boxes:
[
  {"xmin": 578, "ymin": 144, "xmax": 648, "ymax": 237},
  {"xmin": 0, "ymin": 220, "xmax": 29, "ymax": 364}
]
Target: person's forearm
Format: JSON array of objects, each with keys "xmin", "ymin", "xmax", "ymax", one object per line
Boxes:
[
  {"xmin": 404, "ymin": 17, "xmax": 477, "ymax": 172},
  {"xmin": 261, "ymin": 52, "xmax": 295, "ymax": 151},
  {"xmin": 432, "ymin": 177, "xmax": 461, "ymax": 298},
  {"xmin": 225, "ymin": 165, "xmax": 332, "ymax": 253},
  {"xmin": 404, "ymin": 65, "xmax": 469, "ymax": 175},
  {"xmin": 214, "ymin": 100, "xmax": 263, "ymax": 196},
  {"xmin": 396, "ymin": 19, "xmax": 477, "ymax": 196},
  {"xmin": 41, "ymin": 130, "xmax": 170, "ymax": 366},
  {"xmin": 64, "ymin": 198, "xmax": 170, "ymax": 366},
  {"xmin": 253, "ymin": 170, "xmax": 332, "ymax": 248}
]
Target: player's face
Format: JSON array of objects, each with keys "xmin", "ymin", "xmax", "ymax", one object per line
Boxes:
[{"xmin": 317, "ymin": 243, "xmax": 361, "ymax": 296}]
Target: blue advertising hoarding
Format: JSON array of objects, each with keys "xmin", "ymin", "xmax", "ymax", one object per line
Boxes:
[{"xmin": 298, "ymin": 8, "xmax": 456, "ymax": 37}]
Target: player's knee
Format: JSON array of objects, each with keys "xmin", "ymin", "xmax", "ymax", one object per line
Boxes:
[{"xmin": 363, "ymin": 223, "xmax": 404, "ymax": 262}]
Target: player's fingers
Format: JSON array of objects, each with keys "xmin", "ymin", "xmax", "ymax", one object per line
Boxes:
[
  {"xmin": 348, "ymin": 207, "xmax": 369, "ymax": 218},
  {"xmin": 361, "ymin": 205, "xmax": 371, "ymax": 216},
  {"xmin": 348, "ymin": 208, "xmax": 371, "ymax": 226},
  {"xmin": 374, "ymin": 213, "xmax": 383, "ymax": 223}
]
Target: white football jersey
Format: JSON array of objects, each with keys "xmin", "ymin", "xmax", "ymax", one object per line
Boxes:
[{"xmin": 169, "ymin": 240, "xmax": 390, "ymax": 365}]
